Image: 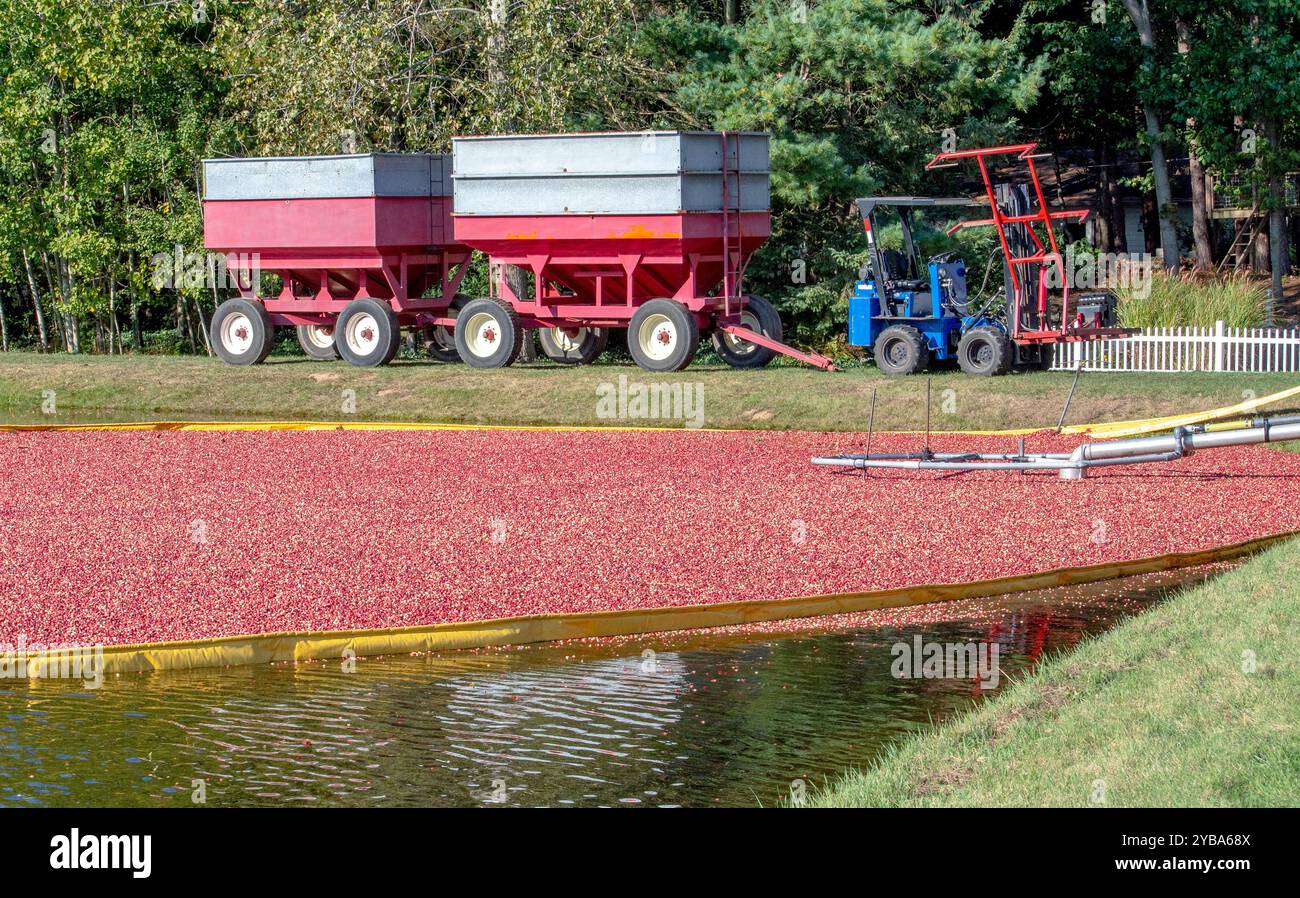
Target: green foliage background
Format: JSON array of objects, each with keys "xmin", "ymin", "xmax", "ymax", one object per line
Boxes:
[{"xmin": 0, "ymin": 0, "xmax": 1297, "ymax": 354}]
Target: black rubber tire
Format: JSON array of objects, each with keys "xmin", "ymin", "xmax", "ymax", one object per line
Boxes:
[
  {"xmin": 627, "ymin": 299, "xmax": 700, "ymax": 372},
  {"xmin": 335, "ymin": 298, "xmax": 400, "ymax": 368},
  {"xmin": 711, "ymin": 294, "xmax": 783, "ymax": 369},
  {"xmin": 873, "ymin": 325, "xmax": 928, "ymax": 376},
  {"xmin": 957, "ymin": 326, "xmax": 1014, "ymax": 376},
  {"xmin": 421, "ymin": 295, "xmax": 468, "ymax": 362},
  {"xmin": 296, "ymin": 323, "xmax": 339, "ymax": 361},
  {"xmin": 211, "ymin": 298, "xmax": 275, "ymax": 366},
  {"xmin": 538, "ymin": 326, "xmax": 610, "ymax": 365},
  {"xmin": 454, "ymin": 297, "xmax": 523, "ymax": 368},
  {"xmin": 1033, "ymin": 344, "xmax": 1056, "ymax": 371}
]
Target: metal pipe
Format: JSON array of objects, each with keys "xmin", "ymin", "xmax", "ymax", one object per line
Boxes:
[
  {"xmin": 811, "ymin": 416, "xmax": 1300, "ymax": 480},
  {"xmin": 1070, "ymin": 421, "xmax": 1300, "ymax": 462}
]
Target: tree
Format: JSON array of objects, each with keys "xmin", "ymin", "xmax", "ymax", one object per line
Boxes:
[
  {"xmin": 0, "ymin": 0, "xmax": 228, "ymax": 352},
  {"xmin": 1120, "ymin": 0, "xmax": 1181, "ymax": 270},
  {"xmin": 668, "ymin": 0, "xmax": 1045, "ymax": 343},
  {"xmin": 1014, "ymin": 0, "xmax": 1144, "ymax": 254},
  {"xmin": 1173, "ymin": 1, "xmax": 1300, "ymax": 320}
]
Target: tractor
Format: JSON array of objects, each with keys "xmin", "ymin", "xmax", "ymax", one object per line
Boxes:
[{"xmin": 849, "ymin": 144, "xmax": 1126, "ymax": 376}]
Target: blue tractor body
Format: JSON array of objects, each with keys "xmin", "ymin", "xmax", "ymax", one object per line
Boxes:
[
  {"xmin": 849, "ymin": 195, "xmax": 1028, "ymax": 376},
  {"xmin": 848, "ymin": 258, "xmax": 976, "ymax": 360}
]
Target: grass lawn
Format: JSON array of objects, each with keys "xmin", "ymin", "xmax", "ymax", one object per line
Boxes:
[
  {"xmin": 1, "ymin": 350, "xmax": 1297, "ymax": 431},
  {"xmin": 806, "ymin": 536, "xmax": 1300, "ymax": 807}
]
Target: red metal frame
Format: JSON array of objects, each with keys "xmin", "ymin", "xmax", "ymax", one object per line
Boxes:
[
  {"xmin": 925, "ymin": 143, "xmax": 1128, "ymax": 345},
  {"xmin": 223, "ymin": 249, "xmax": 472, "ymax": 328}
]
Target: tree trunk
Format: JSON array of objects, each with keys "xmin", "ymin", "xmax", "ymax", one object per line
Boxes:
[
  {"xmin": 486, "ymin": 0, "xmax": 512, "ymax": 131},
  {"xmin": 1176, "ymin": 18, "xmax": 1213, "ymax": 270},
  {"xmin": 1143, "ymin": 106, "xmax": 1181, "ymax": 269},
  {"xmin": 1187, "ymin": 145, "xmax": 1213, "ymax": 269},
  {"xmin": 1251, "ymin": 229, "xmax": 1269, "ymax": 276},
  {"xmin": 1096, "ymin": 144, "xmax": 1116, "ymax": 252},
  {"xmin": 725, "ymin": 0, "xmax": 739, "ymax": 25},
  {"xmin": 1123, "ymin": 0, "xmax": 1181, "ymax": 269},
  {"xmin": 1265, "ymin": 120, "xmax": 1287, "ymax": 324},
  {"xmin": 21, "ymin": 249, "xmax": 49, "ymax": 351},
  {"xmin": 106, "ymin": 275, "xmax": 115, "ymax": 353},
  {"xmin": 128, "ymin": 251, "xmax": 142, "ymax": 351},
  {"xmin": 1142, "ymin": 191, "xmax": 1160, "ymax": 255},
  {"xmin": 0, "ymin": 293, "xmax": 8, "ymax": 352},
  {"xmin": 56, "ymin": 256, "xmax": 79, "ymax": 353}
]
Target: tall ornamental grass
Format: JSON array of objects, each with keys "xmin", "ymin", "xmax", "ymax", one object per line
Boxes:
[{"xmin": 1116, "ymin": 272, "xmax": 1269, "ymax": 328}]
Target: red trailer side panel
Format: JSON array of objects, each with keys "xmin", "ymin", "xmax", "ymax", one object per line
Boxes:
[{"xmin": 204, "ymin": 195, "xmax": 455, "ymax": 253}]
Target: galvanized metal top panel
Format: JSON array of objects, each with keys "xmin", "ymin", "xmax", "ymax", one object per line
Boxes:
[
  {"xmin": 452, "ymin": 131, "xmax": 770, "ymax": 215},
  {"xmin": 452, "ymin": 131, "xmax": 769, "ymax": 176},
  {"xmin": 203, "ymin": 153, "xmax": 451, "ymax": 200}
]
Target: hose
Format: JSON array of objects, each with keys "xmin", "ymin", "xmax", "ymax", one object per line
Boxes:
[{"xmin": 946, "ymin": 247, "xmax": 1005, "ymax": 320}]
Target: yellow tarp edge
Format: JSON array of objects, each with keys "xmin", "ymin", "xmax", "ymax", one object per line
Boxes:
[
  {"xmin": 2, "ymin": 383, "xmax": 1296, "ymax": 438},
  {"xmin": 49, "ymin": 529, "xmax": 1292, "ymax": 676},
  {"xmin": 0, "ymin": 418, "xmax": 1035, "ymax": 436},
  {"xmin": 1060, "ymin": 383, "xmax": 1300, "ymax": 438}
]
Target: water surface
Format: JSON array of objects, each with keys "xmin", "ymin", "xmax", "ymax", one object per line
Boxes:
[{"xmin": 0, "ymin": 568, "xmax": 1216, "ymax": 807}]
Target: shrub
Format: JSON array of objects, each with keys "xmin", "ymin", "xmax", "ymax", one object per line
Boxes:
[{"xmin": 1116, "ymin": 271, "xmax": 1268, "ymax": 328}]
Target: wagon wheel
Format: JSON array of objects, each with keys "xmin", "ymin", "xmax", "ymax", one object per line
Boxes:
[
  {"xmin": 712, "ymin": 294, "xmax": 782, "ymax": 369},
  {"xmin": 211, "ymin": 298, "xmax": 275, "ymax": 366},
  {"xmin": 454, "ymin": 297, "xmax": 523, "ymax": 368},
  {"xmin": 336, "ymin": 298, "xmax": 400, "ymax": 368},
  {"xmin": 420, "ymin": 295, "xmax": 468, "ymax": 363},
  {"xmin": 297, "ymin": 323, "xmax": 339, "ymax": 360},
  {"xmin": 538, "ymin": 326, "xmax": 609, "ymax": 365},
  {"xmin": 628, "ymin": 299, "xmax": 700, "ymax": 373}
]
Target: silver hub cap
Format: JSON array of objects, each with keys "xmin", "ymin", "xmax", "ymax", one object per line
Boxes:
[
  {"xmin": 344, "ymin": 312, "xmax": 381, "ymax": 356},
  {"xmin": 221, "ymin": 312, "xmax": 255, "ymax": 355},
  {"xmin": 305, "ymin": 325, "xmax": 334, "ymax": 349},
  {"xmin": 638, "ymin": 314, "xmax": 677, "ymax": 362},
  {"xmin": 720, "ymin": 310, "xmax": 762, "ymax": 355},
  {"xmin": 466, "ymin": 311, "xmax": 501, "ymax": 358}
]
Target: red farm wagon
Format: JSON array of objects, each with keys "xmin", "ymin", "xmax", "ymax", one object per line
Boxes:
[
  {"xmin": 201, "ymin": 133, "xmax": 832, "ymax": 371},
  {"xmin": 202, "ymin": 153, "xmax": 471, "ymax": 366},
  {"xmin": 448, "ymin": 131, "xmax": 832, "ymax": 371}
]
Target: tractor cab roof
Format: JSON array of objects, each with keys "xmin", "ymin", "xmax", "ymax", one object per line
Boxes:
[{"xmin": 856, "ymin": 196, "xmax": 978, "ymax": 218}]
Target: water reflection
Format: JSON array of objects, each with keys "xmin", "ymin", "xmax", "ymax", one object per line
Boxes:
[{"xmin": 0, "ymin": 567, "xmax": 1216, "ymax": 807}]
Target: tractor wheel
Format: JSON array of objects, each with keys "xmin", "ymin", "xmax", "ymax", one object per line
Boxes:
[
  {"xmin": 211, "ymin": 298, "xmax": 275, "ymax": 366},
  {"xmin": 296, "ymin": 323, "xmax": 339, "ymax": 361},
  {"xmin": 336, "ymin": 298, "xmax": 400, "ymax": 368},
  {"xmin": 420, "ymin": 295, "xmax": 468, "ymax": 362},
  {"xmin": 712, "ymin": 294, "xmax": 783, "ymax": 369},
  {"xmin": 628, "ymin": 299, "xmax": 700, "ymax": 372},
  {"xmin": 957, "ymin": 326, "xmax": 1014, "ymax": 376},
  {"xmin": 454, "ymin": 297, "xmax": 523, "ymax": 368},
  {"xmin": 538, "ymin": 326, "xmax": 609, "ymax": 365},
  {"xmin": 873, "ymin": 325, "xmax": 928, "ymax": 376},
  {"xmin": 1033, "ymin": 343, "xmax": 1057, "ymax": 371}
]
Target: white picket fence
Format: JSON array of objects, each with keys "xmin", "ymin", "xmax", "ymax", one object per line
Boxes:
[{"xmin": 1051, "ymin": 321, "xmax": 1300, "ymax": 373}]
